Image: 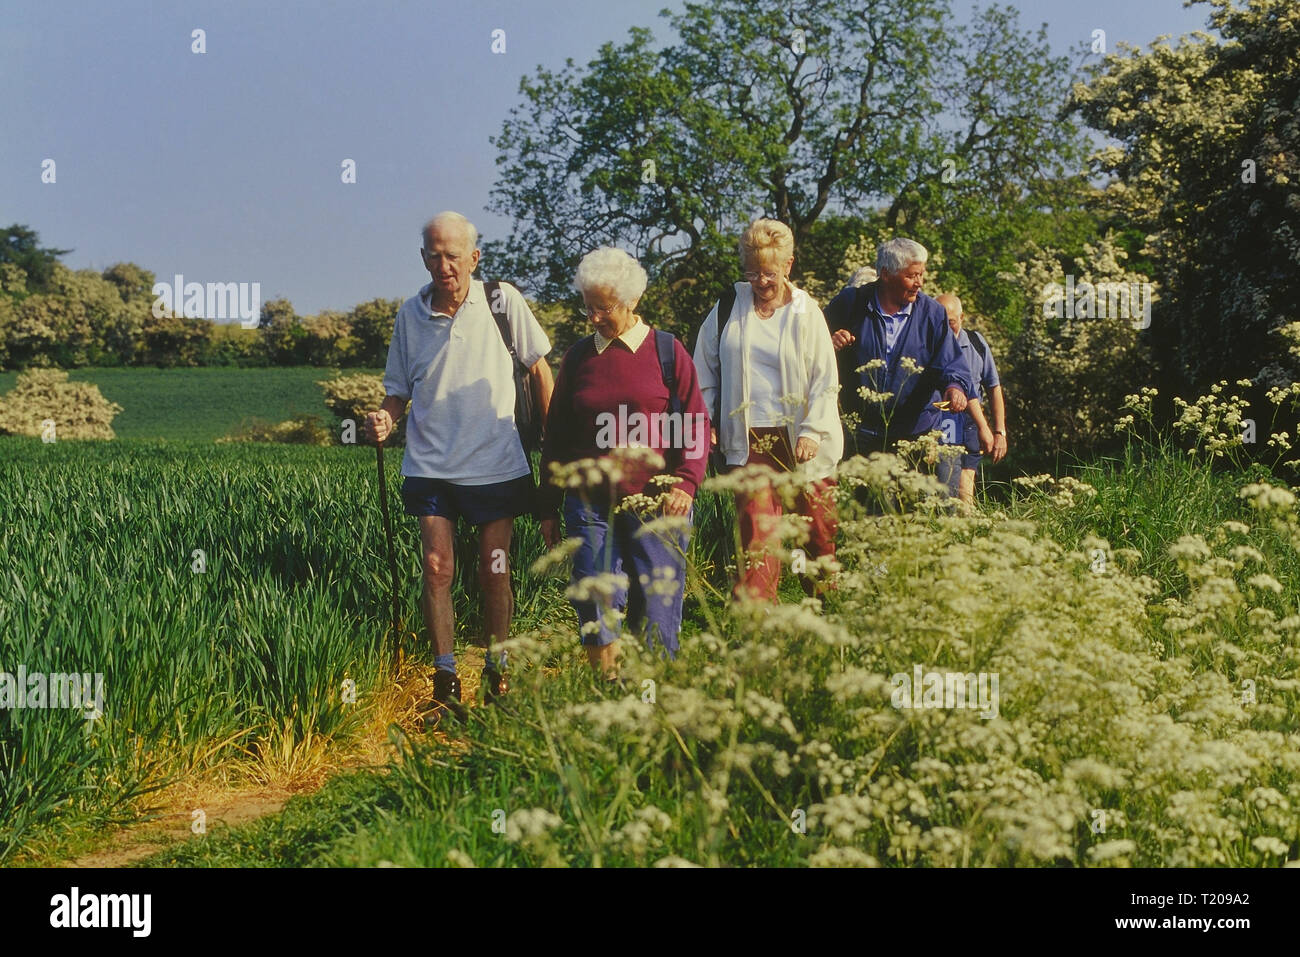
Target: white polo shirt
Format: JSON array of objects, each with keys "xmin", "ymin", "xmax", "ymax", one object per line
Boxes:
[{"xmin": 383, "ymin": 279, "xmax": 551, "ymax": 484}]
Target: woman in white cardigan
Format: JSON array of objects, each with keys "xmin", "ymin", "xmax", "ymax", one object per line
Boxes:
[{"xmin": 693, "ymin": 219, "xmax": 843, "ymax": 600}]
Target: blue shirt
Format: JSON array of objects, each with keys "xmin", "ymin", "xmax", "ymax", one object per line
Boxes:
[
  {"xmin": 941, "ymin": 327, "xmax": 998, "ymax": 449},
  {"xmin": 961, "ymin": 328, "xmax": 1000, "ymax": 402},
  {"xmin": 940, "ymin": 328, "xmax": 1001, "ymax": 448},
  {"xmin": 876, "ymin": 293, "xmax": 913, "ymax": 358}
]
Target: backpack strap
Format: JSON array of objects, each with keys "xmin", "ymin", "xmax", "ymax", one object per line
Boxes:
[
  {"xmin": 967, "ymin": 328, "xmax": 989, "ymax": 402},
  {"xmin": 853, "ymin": 282, "xmax": 875, "ymax": 327},
  {"xmin": 715, "ymin": 286, "xmax": 737, "ymax": 349},
  {"xmin": 832, "ymin": 282, "xmax": 877, "ymax": 430},
  {"xmin": 484, "ymin": 280, "xmax": 517, "ymax": 362},
  {"xmin": 709, "ymin": 287, "xmax": 738, "ymax": 425},
  {"xmin": 655, "ymin": 329, "xmax": 683, "ymax": 416}
]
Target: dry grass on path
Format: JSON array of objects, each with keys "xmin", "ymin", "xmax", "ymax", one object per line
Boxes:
[{"xmin": 47, "ymin": 646, "xmax": 492, "ymax": 868}]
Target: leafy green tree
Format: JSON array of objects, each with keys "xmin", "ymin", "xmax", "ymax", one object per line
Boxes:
[
  {"xmin": 102, "ymin": 262, "xmax": 157, "ymax": 305},
  {"xmin": 999, "ymin": 234, "xmax": 1154, "ymax": 457},
  {"xmin": 0, "ymin": 248, "xmax": 153, "ymax": 368},
  {"xmin": 488, "ymin": 0, "xmax": 1087, "ymax": 338},
  {"xmin": 258, "ymin": 297, "xmax": 306, "ymax": 365},
  {"xmin": 300, "ymin": 310, "xmax": 356, "ymax": 366},
  {"xmin": 201, "ymin": 322, "xmax": 265, "ymax": 367},
  {"xmin": 50, "ymin": 265, "xmax": 150, "ymax": 367},
  {"xmin": 7, "ymin": 294, "xmax": 88, "ymax": 368},
  {"xmin": 0, "ymin": 225, "xmax": 70, "ymax": 295},
  {"xmin": 345, "ymin": 298, "xmax": 402, "ymax": 366},
  {"xmin": 139, "ymin": 311, "xmax": 211, "ymax": 367},
  {"xmin": 0, "ymin": 297, "xmax": 13, "ymax": 368},
  {"xmin": 1070, "ymin": 0, "xmax": 1300, "ymax": 392},
  {"xmin": 0, "ymin": 264, "xmax": 27, "ymax": 297}
]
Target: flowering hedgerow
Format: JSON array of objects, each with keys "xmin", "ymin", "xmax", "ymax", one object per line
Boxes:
[{"xmin": 382, "ymin": 446, "xmax": 1300, "ymax": 868}]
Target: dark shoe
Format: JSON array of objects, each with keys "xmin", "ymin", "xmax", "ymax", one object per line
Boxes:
[
  {"xmin": 481, "ymin": 666, "xmax": 509, "ymax": 704},
  {"xmin": 599, "ymin": 674, "xmax": 629, "ymax": 695},
  {"xmin": 419, "ymin": 669, "xmax": 463, "ymax": 730}
]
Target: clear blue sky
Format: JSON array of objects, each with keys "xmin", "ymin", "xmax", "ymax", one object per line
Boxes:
[{"xmin": 1, "ymin": 0, "xmax": 1215, "ymax": 316}]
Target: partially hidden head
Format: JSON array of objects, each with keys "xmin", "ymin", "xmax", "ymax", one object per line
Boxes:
[{"xmin": 935, "ymin": 292, "xmax": 963, "ymax": 335}]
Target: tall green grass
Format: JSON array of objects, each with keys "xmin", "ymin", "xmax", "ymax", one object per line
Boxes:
[
  {"xmin": 0, "ymin": 437, "xmax": 565, "ymax": 860},
  {"xmin": 1000, "ymin": 442, "xmax": 1282, "ymax": 597}
]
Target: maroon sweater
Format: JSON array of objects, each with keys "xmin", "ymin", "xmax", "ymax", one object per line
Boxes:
[{"xmin": 540, "ymin": 330, "xmax": 710, "ymax": 513}]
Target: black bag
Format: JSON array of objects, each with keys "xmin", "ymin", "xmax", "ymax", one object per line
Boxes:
[
  {"xmin": 485, "ymin": 280, "xmax": 541, "ymax": 455},
  {"xmin": 967, "ymin": 328, "xmax": 989, "ymax": 403},
  {"xmin": 708, "ymin": 287, "xmax": 738, "ymax": 474}
]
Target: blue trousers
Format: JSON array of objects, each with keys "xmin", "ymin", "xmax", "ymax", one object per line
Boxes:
[{"xmin": 564, "ymin": 493, "xmax": 691, "ymax": 659}]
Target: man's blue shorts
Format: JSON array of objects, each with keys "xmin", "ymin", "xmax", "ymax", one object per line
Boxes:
[
  {"xmin": 401, "ymin": 473, "xmax": 535, "ymax": 525},
  {"xmin": 960, "ymin": 423, "xmax": 983, "ymax": 471}
]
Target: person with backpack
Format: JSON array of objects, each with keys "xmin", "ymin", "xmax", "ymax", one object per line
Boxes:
[
  {"xmin": 538, "ymin": 247, "xmax": 708, "ymax": 677},
  {"xmin": 693, "ymin": 219, "xmax": 843, "ymax": 601},
  {"xmin": 933, "ymin": 293, "xmax": 1006, "ymax": 504},
  {"xmin": 825, "ymin": 238, "xmax": 974, "ymax": 455},
  {"xmin": 362, "ymin": 211, "xmax": 554, "ymax": 728}
]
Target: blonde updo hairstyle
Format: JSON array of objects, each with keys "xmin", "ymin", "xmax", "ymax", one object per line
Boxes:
[{"xmin": 739, "ymin": 219, "xmax": 795, "ymax": 272}]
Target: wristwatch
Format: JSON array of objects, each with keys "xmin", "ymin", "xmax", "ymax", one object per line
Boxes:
[{"xmin": 994, "ymin": 430, "xmax": 1006, "ymax": 436}]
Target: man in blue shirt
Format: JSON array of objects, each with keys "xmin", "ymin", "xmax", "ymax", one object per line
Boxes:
[
  {"xmin": 825, "ymin": 238, "xmax": 974, "ymax": 455},
  {"xmin": 933, "ymin": 293, "xmax": 1006, "ymax": 503}
]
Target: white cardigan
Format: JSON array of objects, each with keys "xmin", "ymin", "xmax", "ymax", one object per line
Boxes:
[{"xmin": 693, "ymin": 282, "xmax": 844, "ymax": 481}]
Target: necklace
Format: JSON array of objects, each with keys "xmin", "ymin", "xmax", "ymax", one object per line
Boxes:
[{"xmin": 754, "ymin": 284, "xmax": 790, "ymax": 319}]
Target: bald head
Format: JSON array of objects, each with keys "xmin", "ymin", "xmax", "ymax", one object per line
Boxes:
[{"xmin": 936, "ymin": 293, "xmax": 963, "ymax": 335}]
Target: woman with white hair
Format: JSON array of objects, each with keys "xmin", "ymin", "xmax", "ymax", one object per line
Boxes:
[
  {"xmin": 693, "ymin": 219, "xmax": 843, "ymax": 600},
  {"xmin": 539, "ymin": 247, "xmax": 709, "ymax": 676}
]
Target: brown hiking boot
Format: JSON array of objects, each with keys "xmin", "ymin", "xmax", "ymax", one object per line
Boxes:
[
  {"xmin": 481, "ymin": 667, "xmax": 509, "ymax": 704},
  {"xmin": 419, "ymin": 669, "xmax": 464, "ymax": 731}
]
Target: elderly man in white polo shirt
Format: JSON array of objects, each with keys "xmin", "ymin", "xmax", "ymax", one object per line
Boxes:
[{"xmin": 363, "ymin": 211, "xmax": 553, "ymax": 728}]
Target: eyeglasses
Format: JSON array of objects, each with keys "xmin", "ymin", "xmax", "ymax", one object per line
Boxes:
[
  {"xmin": 743, "ymin": 270, "xmax": 783, "ymax": 283},
  {"xmin": 580, "ymin": 303, "xmax": 624, "ymax": 318}
]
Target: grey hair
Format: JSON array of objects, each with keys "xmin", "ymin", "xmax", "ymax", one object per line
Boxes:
[
  {"xmin": 876, "ymin": 238, "xmax": 928, "ymax": 275},
  {"xmin": 573, "ymin": 247, "xmax": 648, "ymax": 304},
  {"xmin": 422, "ymin": 211, "xmax": 479, "ymax": 251},
  {"xmin": 849, "ymin": 265, "xmax": 878, "ymax": 287}
]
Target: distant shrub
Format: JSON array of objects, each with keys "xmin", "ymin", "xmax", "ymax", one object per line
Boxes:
[
  {"xmin": 0, "ymin": 368, "xmax": 123, "ymax": 439},
  {"xmin": 217, "ymin": 414, "xmax": 333, "ymax": 446},
  {"xmin": 201, "ymin": 323, "xmax": 266, "ymax": 367},
  {"xmin": 317, "ymin": 372, "xmax": 405, "ymax": 445}
]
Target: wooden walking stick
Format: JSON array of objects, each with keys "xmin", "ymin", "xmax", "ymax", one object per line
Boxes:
[{"xmin": 375, "ymin": 431, "xmax": 404, "ymax": 673}]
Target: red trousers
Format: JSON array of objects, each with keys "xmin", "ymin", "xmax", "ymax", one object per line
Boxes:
[{"xmin": 734, "ymin": 428, "xmax": 838, "ymax": 600}]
